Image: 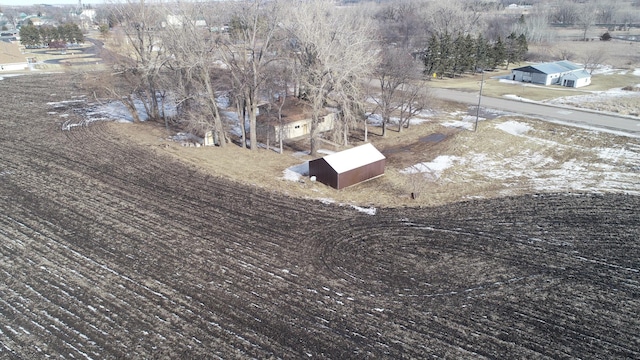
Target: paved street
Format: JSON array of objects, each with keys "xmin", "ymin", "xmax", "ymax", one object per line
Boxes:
[{"xmin": 432, "ymin": 88, "xmax": 640, "ymax": 136}]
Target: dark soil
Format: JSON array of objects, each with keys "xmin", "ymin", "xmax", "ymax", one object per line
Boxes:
[{"xmin": 1, "ymin": 74, "xmax": 639, "ymax": 359}]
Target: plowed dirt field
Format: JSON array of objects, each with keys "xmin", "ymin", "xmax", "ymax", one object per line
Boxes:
[{"xmin": 1, "ymin": 74, "xmax": 639, "ymax": 359}]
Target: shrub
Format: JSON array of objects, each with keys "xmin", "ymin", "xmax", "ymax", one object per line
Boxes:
[{"xmin": 600, "ymin": 32, "xmax": 612, "ymax": 41}]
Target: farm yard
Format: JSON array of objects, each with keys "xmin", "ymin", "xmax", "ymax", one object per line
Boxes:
[{"xmin": 1, "ymin": 73, "xmax": 640, "ymax": 359}]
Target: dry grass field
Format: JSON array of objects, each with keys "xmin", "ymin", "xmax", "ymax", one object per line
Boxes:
[{"xmin": 109, "ymin": 104, "xmax": 640, "ymax": 209}]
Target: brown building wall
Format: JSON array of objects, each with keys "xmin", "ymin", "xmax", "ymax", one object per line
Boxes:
[
  {"xmin": 309, "ymin": 159, "xmax": 338, "ymax": 189},
  {"xmin": 309, "ymin": 158, "xmax": 386, "ymax": 190},
  {"xmin": 336, "ymin": 159, "xmax": 386, "ymax": 189}
]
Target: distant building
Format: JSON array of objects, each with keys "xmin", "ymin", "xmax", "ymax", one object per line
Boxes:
[
  {"xmin": 162, "ymin": 15, "xmax": 207, "ymax": 29},
  {"xmin": 511, "ymin": 60, "xmax": 592, "ymax": 88},
  {"xmin": 505, "ymin": 3, "xmax": 533, "ymax": 14}
]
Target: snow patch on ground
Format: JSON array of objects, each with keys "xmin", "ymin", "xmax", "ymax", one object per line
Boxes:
[
  {"xmin": 441, "ymin": 120, "xmax": 474, "ymax": 130},
  {"xmin": 633, "ymin": 68, "xmax": 640, "ymax": 76},
  {"xmin": 317, "ymin": 198, "xmax": 335, "ymax": 205},
  {"xmin": 282, "ymin": 162, "xmax": 309, "ymax": 181},
  {"xmin": 591, "ymin": 65, "xmax": 617, "ymax": 75},
  {"xmin": 503, "ymin": 94, "xmax": 535, "ymax": 102},
  {"xmin": 401, "ymin": 117, "xmax": 640, "ymax": 196},
  {"xmin": 400, "ymin": 156, "xmax": 461, "ymax": 178},
  {"xmin": 544, "ymin": 87, "xmax": 640, "ymax": 109},
  {"xmin": 314, "ymin": 197, "xmax": 375, "ymax": 215},
  {"xmin": 350, "ymin": 205, "xmax": 377, "ymax": 216},
  {"xmin": 366, "ymin": 109, "xmax": 435, "ymax": 127},
  {"xmin": 496, "ymin": 121, "xmax": 532, "ymax": 135},
  {"xmin": 0, "ymin": 74, "xmax": 24, "ymax": 81}
]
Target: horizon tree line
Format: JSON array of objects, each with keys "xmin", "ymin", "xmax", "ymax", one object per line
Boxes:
[
  {"xmin": 19, "ymin": 22, "xmax": 83, "ymax": 47},
  {"xmin": 81, "ymin": 0, "xmax": 538, "ymax": 156},
  {"xmin": 422, "ymin": 32, "xmax": 528, "ymax": 78}
]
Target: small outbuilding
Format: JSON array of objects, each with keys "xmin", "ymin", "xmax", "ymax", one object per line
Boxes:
[
  {"xmin": 511, "ymin": 60, "xmax": 591, "ymax": 88},
  {"xmin": 309, "ymin": 143, "xmax": 386, "ymax": 190}
]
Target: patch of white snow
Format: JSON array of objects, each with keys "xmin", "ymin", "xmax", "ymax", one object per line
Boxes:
[
  {"xmin": 350, "ymin": 205, "xmax": 377, "ymax": 216},
  {"xmin": 282, "ymin": 162, "xmax": 309, "ymax": 181},
  {"xmin": 496, "ymin": 121, "xmax": 532, "ymax": 135},
  {"xmin": 441, "ymin": 120, "xmax": 474, "ymax": 130},
  {"xmin": 401, "ymin": 155, "xmax": 461, "ymax": 177}
]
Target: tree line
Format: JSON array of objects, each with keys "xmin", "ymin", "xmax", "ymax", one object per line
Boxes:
[
  {"xmin": 85, "ymin": 0, "xmax": 536, "ymax": 156},
  {"xmin": 20, "ymin": 22, "xmax": 84, "ymax": 48},
  {"xmin": 85, "ymin": 0, "xmax": 380, "ymax": 156},
  {"xmin": 422, "ymin": 32, "xmax": 528, "ymax": 78}
]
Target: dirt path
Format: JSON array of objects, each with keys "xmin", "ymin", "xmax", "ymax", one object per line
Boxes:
[{"xmin": 1, "ymin": 74, "xmax": 639, "ymax": 358}]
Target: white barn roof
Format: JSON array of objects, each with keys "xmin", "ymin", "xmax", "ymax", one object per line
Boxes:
[
  {"xmin": 563, "ymin": 69, "xmax": 591, "ymax": 79},
  {"xmin": 514, "ymin": 60, "xmax": 583, "ymax": 75},
  {"xmin": 322, "ymin": 143, "xmax": 385, "ymax": 174}
]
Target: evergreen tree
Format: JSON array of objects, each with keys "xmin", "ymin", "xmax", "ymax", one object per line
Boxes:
[
  {"xmin": 422, "ymin": 34, "xmax": 440, "ymax": 78},
  {"xmin": 516, "ymin": 33, "xmax": 528, "ymax": 60},
  {"xmin": 505, "ymin": 32, "xmax": 518, "ymax": 69},
  {"xmin": 451, "ymin": 34, "xmax": 467, "ymax": 77},
  {"xmin": 462, "ymin": 34, "xmax": 475, "ymax": 73},
  {"xmin": 19, "ymin": 25, "xmax": 40, "ymax": 47},
  {"xmin": 473, "ymin": 34, "xmax": 489, "ymax": 71},
  {"xmin": 39, "ymin": 26, "xmax": 53, "ymax": 46},
  {"xmin": 60, "ymin": 23, "xmax": 83, "ymax": 44},
  {"xmin": 436, "ymin": 33, "xmax": 452, "ymax": 78},
  {"xmin": 58, "ymin": 25, "xmax": 70, "ymax": 44},
  {"xmin": 490, "ymin": 36, "xmax": 506, "ymax": 69}
]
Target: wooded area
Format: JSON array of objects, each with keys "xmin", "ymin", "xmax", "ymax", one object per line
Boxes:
[
  {"xmin": 60, "ymin": 0, "xmax": 639, "ymax": 154},
  {"xmin": 19, "ymin": 22, "xmax": 83, "ymax": 47}
]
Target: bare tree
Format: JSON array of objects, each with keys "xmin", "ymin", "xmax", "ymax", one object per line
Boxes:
[
  {"xmin": 263, "ymin": 63, "xmax": 292, "ymax": 154},
  {"xmin": 576, "ymin": 2, "xmax": 598, "ymax": 41},
  {"xmin": 552, "ymin": 0, "xmax": 578, "ymax": 25},
  {"xmin": 283, "ymin": 0, "xmax": 376, "ymax": 156},
  {"xmin": 426, "ymin": 0, "xmax": 483, "ymax": 39},
  {"xmin": 558, "ymin": 48, "xmax": 574, "ymax": 61},
  {"xmin": 108, "ymin": 0, "xmax": 169, "ymax": 123},
  {"xmin": 217, "ymin": 0, "xmax": 282, "ymax": 150},
  {"xmin": 397, "ymin": 83, "xmax": 429, "ymax": 133},
  {"xmin": 596, "ymin": 0, "xmax": 620, "ymax": 24},
  {"xmin": 485, "ymin": 14, "xmax": 514, "ymax": 42},
  {"xmin": 160, "ymin": 1, "xmax": 229, "ymax": 146},
  {"xmin": 370, "ymin": 48, "xmax": 421, "ymax": 137},
  {"xmin": 581, "ymin": 46, "xmax": 608, "ymax": 74},
  {"xmin": 373, "ymin": 0, "xmax": 427, "ymax": 50},
  {"xmin": 512, "ymin": 10, "xmax": 554, "ymax": 44}
]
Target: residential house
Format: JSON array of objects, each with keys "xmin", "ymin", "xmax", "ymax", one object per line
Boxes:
[{"xmin": 256, "ymin": 97, "xmax": 336, "ymax": 143}]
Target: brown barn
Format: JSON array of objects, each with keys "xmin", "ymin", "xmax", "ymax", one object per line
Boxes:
[{"xmin": 309, "ymin": 143, "xmax": 386, "ymax": 189}]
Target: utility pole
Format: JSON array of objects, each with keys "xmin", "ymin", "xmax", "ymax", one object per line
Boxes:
[{"xmin": 475, "ymin": 70, "xmax": 484, "ymax": 132}]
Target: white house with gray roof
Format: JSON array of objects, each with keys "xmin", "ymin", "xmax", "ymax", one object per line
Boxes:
[{"xmin": 511, "ymin": 60, "xmax": 591, "ymax": 88}]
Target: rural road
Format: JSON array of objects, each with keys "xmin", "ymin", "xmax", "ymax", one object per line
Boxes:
[{"xmin": 432, "ymin": 88, "xmax": 640, "ymax": 136}]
